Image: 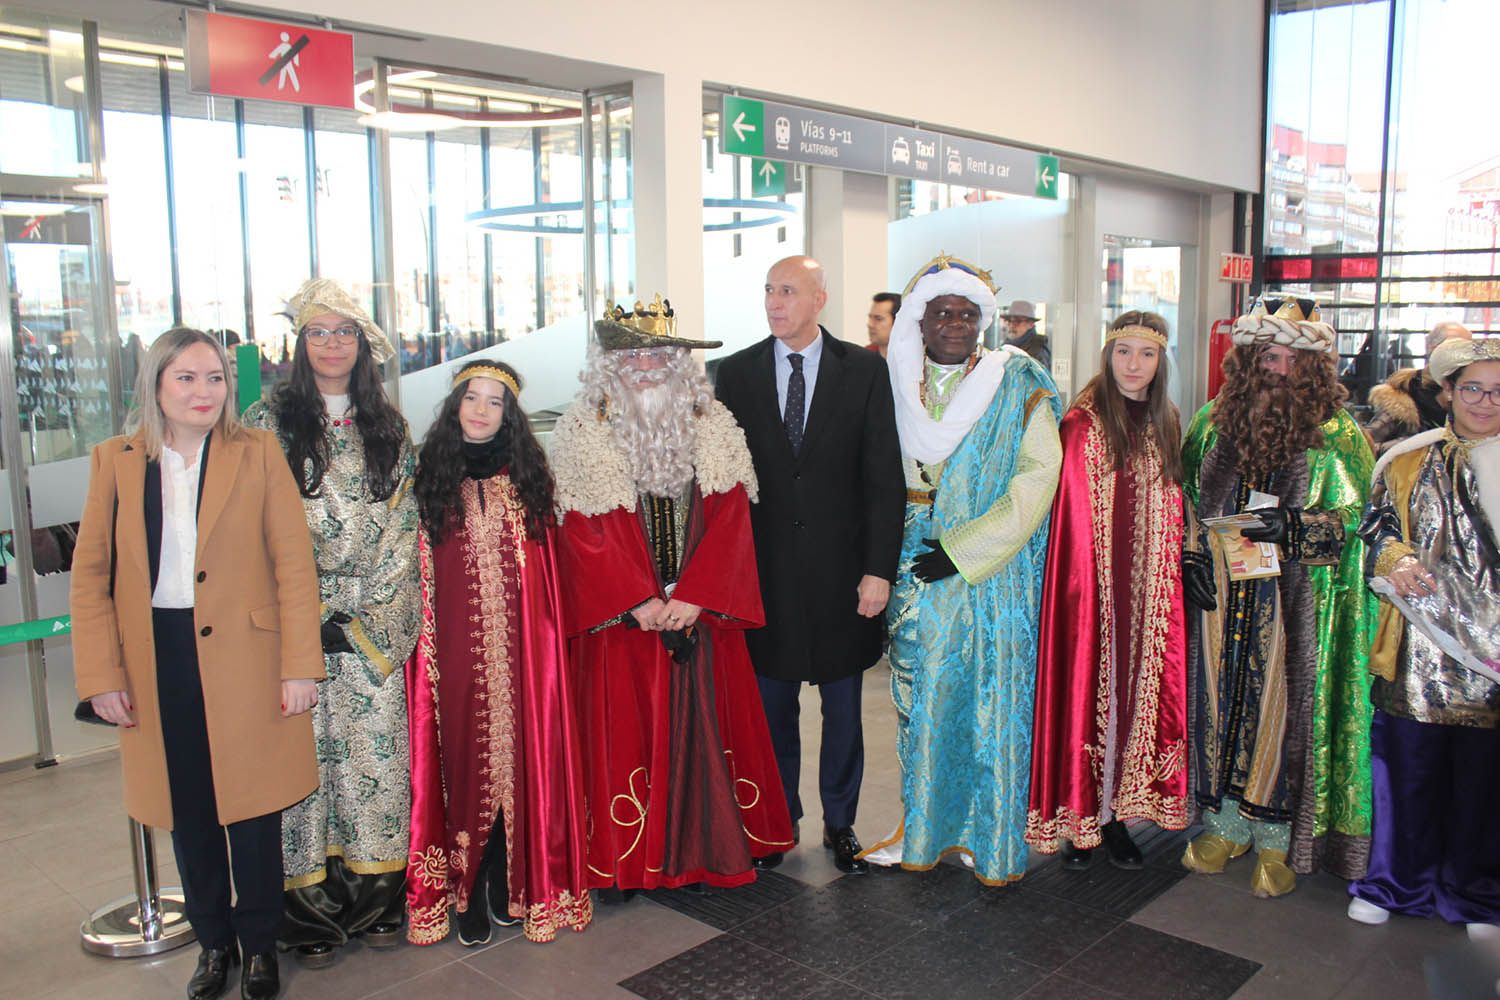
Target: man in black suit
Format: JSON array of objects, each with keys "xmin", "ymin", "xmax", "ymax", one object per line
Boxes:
[{"xmin": 714, "ymin": 255, "xmax": 904, "ymax": 874}]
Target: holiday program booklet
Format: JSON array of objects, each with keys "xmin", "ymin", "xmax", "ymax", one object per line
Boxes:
[{"xmin": 1202, "ymin": 491, "xmax": 1281, "ymax": 581}]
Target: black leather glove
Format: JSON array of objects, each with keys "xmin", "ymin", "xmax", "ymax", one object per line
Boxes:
[
  {"xmin": 660, "ymin": 626, "xmax": 697, "ymax": 665},
  {"xmin": 1240, "ymin": 507, "xmax": 1291, "ymax": 545},
  {"xmin": 1182, "ymin": 550, "xmax": 1218, "ymax": 611},
  {"xmin": 321, "ymin": 612, "xmax": 354, "ymax": 654},
  {"xmin": 913, "ymin": 538, "xmax": 960, "ymax": 583}
]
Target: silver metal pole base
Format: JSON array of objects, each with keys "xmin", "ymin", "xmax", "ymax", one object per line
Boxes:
[{"xmin": 80, "ymin": 890, "xmax": 196, "ymax": 957}]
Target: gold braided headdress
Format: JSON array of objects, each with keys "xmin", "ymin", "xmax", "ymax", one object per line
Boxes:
[
  {"xmin": 1106, "ymin": 323, "xmax": 1168, "ymax": 349},
  {"xmin": 452, "ymin": 364, "xmax": 520, "ymax": 398}
]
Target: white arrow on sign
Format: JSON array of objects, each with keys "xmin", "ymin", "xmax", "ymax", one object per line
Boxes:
[
  {"xmin": 758, "ymin": 161, "xmax": 777, "ymax": 183},
  {"xmin": 1039, "ymin": 165, "xmax": 1054, "ymax": 189},
  {"xmin": 732, "ymin": 111, "xmax": 757, "ymax": 143}
]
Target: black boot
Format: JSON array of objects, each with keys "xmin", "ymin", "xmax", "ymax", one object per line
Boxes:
[
  {"xmin": 456, "ymin": 897, "xmax": 492, "ymax": 947},
  {"xmin": 186, "ymin": 942, "xmax": 239, "ymax": 1000},
  {"xmin": 485, "ymin": 823, "xmax": 520, "ymax": 927},
  {"xmin": 1060, "ymin": 841, "xmax": 1094, "ymax": 871},
  {"xmin": 1101, "ymin": 820, "xmax": 1144, "ymax": 870},
  {"xmin": 240, "ymin": 951, "xmax": 279, "ymax": 1000}
]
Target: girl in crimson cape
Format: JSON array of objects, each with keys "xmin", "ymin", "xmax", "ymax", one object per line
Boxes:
[
  {"xmin": 1025, "ymin": 311, "xmax": 1191, "ymax": 869},
  {"xmin": 405, "ymin": 360, "xmax": 592, "ymax": 945}
]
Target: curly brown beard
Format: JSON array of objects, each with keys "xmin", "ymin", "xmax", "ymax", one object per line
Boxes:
[{"xmin": 1213, "ymin": 344, "xmax": 1347, "ymax": 480}]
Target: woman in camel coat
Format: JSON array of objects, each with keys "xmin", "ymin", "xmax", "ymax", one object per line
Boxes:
[{"xmin": 70, "ymin": 327, "xmax": 324, "ymax": 1000}]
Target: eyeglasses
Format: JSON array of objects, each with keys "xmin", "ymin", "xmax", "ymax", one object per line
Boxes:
[
  {"xmin": 1455, "ymin": 383, "xmax": 1500, "ymax": 406},
  {"xmin": 302, "ymin": 324, "xmax": 361, "ymax": 344}
]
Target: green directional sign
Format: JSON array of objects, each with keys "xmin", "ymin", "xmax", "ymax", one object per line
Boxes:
[
  {"xmin": 721, "ymin": 95, "xmax": 764, "ymax": 156},
  {"xmin": 1035, "ymin": 154, "xmax": 1059, "ymax": 199},
  {"xmin": 751, "ymin": 158, "xmax": 785, "ymax": 196}
]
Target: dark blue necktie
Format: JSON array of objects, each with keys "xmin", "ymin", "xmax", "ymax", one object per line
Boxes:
[{"xmin": 784, "ymin": 353, "xmax": 806, "ymax": 454}]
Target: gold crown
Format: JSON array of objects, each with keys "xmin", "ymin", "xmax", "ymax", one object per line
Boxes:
[{"xmin": 603, "ymin": 295, "xmax": 676, "ymax": 339}]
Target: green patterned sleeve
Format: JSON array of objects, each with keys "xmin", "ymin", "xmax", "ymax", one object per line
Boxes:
[
  {"xmin": 1180, "ymin": 402, "xmax": 1215, "ymax": 510},
  {"xmin": 1308, "ymin": 410, "xmax": 1376, "ymax": 539},
  {"xmin": 345, "ymin": 438, "xmax": 421, "ymax": 678},
  {"xmin": 940, "ymin": 404, "xmax": 1062, "ymax": 585}
]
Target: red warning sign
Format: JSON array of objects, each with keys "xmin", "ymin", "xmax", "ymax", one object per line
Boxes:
[{"xmin": 184, "ymin": 10, "xmax": 354, "ymax": 110}]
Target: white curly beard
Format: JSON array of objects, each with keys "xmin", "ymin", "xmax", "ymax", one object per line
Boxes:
[{"xmin": 580, "ymin": 345, "xmax": 714, "ymax": 499}]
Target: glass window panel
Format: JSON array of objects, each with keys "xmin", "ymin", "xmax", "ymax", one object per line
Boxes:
[
  {"xmin": 389, "ymin": 133, "xmax": 433, "ymax": 369},
  {"xmin": 243, "ymin": 102, "xmax": 312, "ymax": 373},
  {"xmin": 433, "ymin": 132, "xmax": 486, "ymax": 356},
  {"xmin": 0, "ymin": 18, "xmax": 90, "ymax": 177},
  {"xmin": 313, "ymin": 107, "xmax": 376, "ymax": 349},
  {"xmin": 1263, "ymin": 0, "xmax": 1390, "ymax": 254},
  {"xmin": 168, "ymin": 71, "xmax": 245, "ymax": 334}
]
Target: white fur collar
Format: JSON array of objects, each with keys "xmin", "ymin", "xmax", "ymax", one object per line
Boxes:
[
  {"xmin": 549, "ymin": 398, "xmax": 758, "ymax": 516},
  {"xmin": 1372, "ymin": 427, "xmax": 1445, "ymax": 485}
]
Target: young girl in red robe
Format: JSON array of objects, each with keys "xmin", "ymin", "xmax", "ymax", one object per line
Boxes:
[{"xmin": 405, "ymin": 360, "xmax": 592, "ymax": 945}]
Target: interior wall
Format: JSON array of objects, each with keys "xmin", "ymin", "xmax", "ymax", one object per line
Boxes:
[{"xmin": 245, "ymin": 0, "xmax": 1263, "ymax": 193}]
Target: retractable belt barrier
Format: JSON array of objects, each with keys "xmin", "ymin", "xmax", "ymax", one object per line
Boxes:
[{"xmin": 3, "ymin": 612, "xmax": 199, "ymax": 957}]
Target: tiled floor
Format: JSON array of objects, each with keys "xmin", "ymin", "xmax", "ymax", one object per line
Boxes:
[{"xmin": 0, "ymin": 664, "xmax": 1483, "ymax": 999}]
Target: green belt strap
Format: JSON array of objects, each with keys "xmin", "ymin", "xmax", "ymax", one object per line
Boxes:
[{"xmin": 0, "ymin": 614, "xmax": 70, "ymax": 646}]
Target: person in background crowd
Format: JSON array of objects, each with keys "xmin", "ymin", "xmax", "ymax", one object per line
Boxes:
[
  {"xmin": 243, "ymin": 279, "xmax": 420, "ymax": 968},
  {"xmin": 406, "ymin": 360, "xmax": 592, "ymax": 945},
  {"xmin": 1027, "ymin": 311, "xmax": 1189, "ymax": 870},
  {"xmin": 1348, "ymin": 336, "xmax": 1500, "ymax": 939},
  {"xmin": 867, "ymin": 291, "xmax": 901, "ymax": 357},
  {"xmin": 1180, "ymin": 296, "xmax": 1376, "ymax": 898},
  {"xmin": 716, "ymin": 257, "xmax": 905, "ymax": 874},
  {"xmin": 1365, "ymin": 322, "xmax": 1472, "ymax": 456},
  {"xmin": 71, "ymin": 327, "xmax": 322, "ymax": 1000},
  {"xmin": 1002, "ymin": 299, "xmax": 1051, "ymax": 370},
  {"xmin": 552, "ymin": 298, "xmax": 793, "ymax": 893},
  {"xmin": 862, "ymin": 255, "xmax": 1061, "ymax": 884}
]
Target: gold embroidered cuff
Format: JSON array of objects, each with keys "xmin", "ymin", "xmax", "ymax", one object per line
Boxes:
[{"xmin": 1372, "ymin": 541, "xmax": 1418, "ymax": 580}]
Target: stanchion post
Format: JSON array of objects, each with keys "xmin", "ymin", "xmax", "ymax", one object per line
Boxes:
[{"xmin": 79, "ymin": 818, "xmax": 196, "ymax": 957}]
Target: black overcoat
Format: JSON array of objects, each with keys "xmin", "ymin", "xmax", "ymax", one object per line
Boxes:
[{"xmin": 715, "ymin": 329, "xmax": 904, "ymax": 683}]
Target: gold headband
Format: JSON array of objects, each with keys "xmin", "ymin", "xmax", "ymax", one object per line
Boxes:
[
  {"xmin": 1107, "ymin": 323, "xmax": 1168, "ymax": 349},
  {"xmin": 452, "ymin": 364, "xmax": 521, "ymax": 398}
]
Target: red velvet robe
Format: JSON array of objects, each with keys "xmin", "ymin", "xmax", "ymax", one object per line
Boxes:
[
  {"xmin": 560, "ymin": 483, "xmax": 795, "ymax": 889},
  {"xmin": 1026, "ymin": 398, "xmax": 1189, "ymax": 851},
  {"xmin": 406, "ymin": 474, "xmax": 592, "ymax": 944}
]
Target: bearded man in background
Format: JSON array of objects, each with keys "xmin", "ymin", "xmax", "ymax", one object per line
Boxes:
[
  {"xmin": 550, "ymin": 297, "xmax": 793, "ymax": 895},
  {"xmin": 1180, "ymin": 297, "xmax": 1376, "ymax": 898}
]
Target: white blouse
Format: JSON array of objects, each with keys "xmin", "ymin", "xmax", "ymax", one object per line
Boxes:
[{"xmin": 151, "ymin": 438, "xmax": 206, "ymax": 609}]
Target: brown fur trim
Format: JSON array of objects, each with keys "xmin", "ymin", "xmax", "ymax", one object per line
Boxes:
[{"xmin": 1368, "ymin": 375, "xmax": 1421, "ymax": 433}]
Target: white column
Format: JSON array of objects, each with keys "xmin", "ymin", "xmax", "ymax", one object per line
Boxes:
[
  {"xmin": 808, "ymin": 167, "xmax": 890, "ymax": 344},
  {"xmin": 631, "ymin": 71, "xmax": 705, "ymax": 330}
]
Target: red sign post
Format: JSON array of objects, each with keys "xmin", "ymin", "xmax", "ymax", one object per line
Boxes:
[
  {"xmin": 1219, "ymin": 251, "xmax": 1254, "ymax": 284},
  {"xmin": 185, "ymin": 10, "xmax": 354, "ymax": 110}
]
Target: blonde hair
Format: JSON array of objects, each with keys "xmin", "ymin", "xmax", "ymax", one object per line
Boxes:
[{"xmin": 127, "ymin": 328, "xmax": 241, "ymax": 460}]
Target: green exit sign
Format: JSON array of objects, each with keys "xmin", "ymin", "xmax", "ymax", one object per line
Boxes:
[
  {"xmin": 722, "ymin": 95, "xmax": 764, "ymax": 156},
  {"xmin": 1035, "ymin": 154, "xmax": 1059, "ymax": 199},
  {"xmin": 751, "ymin": 158, "xmax": 785, "ymax": 196}
]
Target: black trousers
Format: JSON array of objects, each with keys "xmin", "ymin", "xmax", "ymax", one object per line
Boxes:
[
  {"xmin": 154, "ymin": 608, "xmax": 283, "ymax": 955},
  {"xmin": 755, "ymin": 672, "xmax": 864, "ymax": 830}
]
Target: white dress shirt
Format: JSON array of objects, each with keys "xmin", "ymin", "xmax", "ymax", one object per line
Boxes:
[
  {"xmin": 152, "ymin": 437, "xmax": 206, "ymax": 609},
  {"xmin": 773, "ymin": 330, "xmax": 825, "ymax": 416}
]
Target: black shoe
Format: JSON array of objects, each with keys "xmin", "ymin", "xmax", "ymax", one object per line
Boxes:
[
  {"xmin": 823, "ymin": 826, "xmax": 870, "ymax": 875},
  {"xmin": 294, "ymin": 942, "xmax": 336, "ymax": 969},
  {"xmin": 1101, "ymin": 820, "xmax": 1144, "ymax": 870},
  {"xmin": 1060, "ymin": 842, "xmax": 1094, "ymax": 871},
  {"xmin": 456, "ymin": 899, "xmax": 492, "ymax": 947},
  {"xmin": 752, "ymin": 852, "xmax": 785, "ymax": 871},
  {"xmin": 187, "ymin": 943, "xmax": 239, "ymax": 1000},
  {"xmin": 240, "ymin": 951, "xmax": 279, "ymax": 1000},
  {"xmin": 485, "ymin": 888, "xmax": 521, "ymax": 927},
  {"xmin": 363, "ymin": 921, "xmax": 403, "ymax": 948}
]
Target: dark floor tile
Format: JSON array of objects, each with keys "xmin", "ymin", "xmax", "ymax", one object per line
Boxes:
[
  {"xmin": 620, "ymin": 934, "xmax": 874, "ymax": 1000},
  {"xmin": 820, "ymin": 861, "xmax": 985, "ymax": 918},
  {"xmin": 1020, "ymin": 973, "xmax": 1127, "ymax": 999},
  {"xmin": 1024, "ymin": 850, "xmax": 1189, "ymax": 919},
  {"xmin": 729, "ymin": 884, "xmax": 930, "ymax": 976},
  {"xmin": 1057, "ymin": 923, "xmax": 1260, "ymax": 1000},
  {"xmin": 1135, "ymin": 823, "xmax": 1194, "ymax": 871},
  {"xmin": 840, "ymin": 922, "xmax": 1048, "ymax": 1000},
  {"xmin": 949, "ymin": 887, "xmax": 1122, "ymax": 972},
  {"xmin": 646, "ymin": 870, "xmax": 810, "ymax": 931}
]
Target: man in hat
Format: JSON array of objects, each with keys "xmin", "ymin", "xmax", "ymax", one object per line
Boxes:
[
  {"xmin": 861, "ymin": 255, "xmax": 1062, "ymax": 885},
  {"xmin": 1002, "ymin": 299, "xmax": 1051, "ymax": 370},
  {"xmin": 1180, "ymin": 296, "xmax": 1377, "ymax": 898},
  {"xmin": 715, "ymin": 256, "xmax": 905, "ymax": 875},
  {"xmin": 550, "ymin": 297, "xmax": 794, "ymax": 893}
]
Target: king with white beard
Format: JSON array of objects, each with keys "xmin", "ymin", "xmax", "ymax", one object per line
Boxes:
[{"xmin": 549, "ymin": 297, "xmax": 794, "ymax": 894}]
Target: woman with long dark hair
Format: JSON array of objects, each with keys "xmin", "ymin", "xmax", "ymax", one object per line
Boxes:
[
  {"xmin": 1027, "ymin": 311, "xmax": 1190, "ymax": 869},
  {"xmin": 405, "ymin": 360, "xmax": 592, "ymax": 946},
  {"xmin": 242, "ymin": 279, "xmax": 420, "ymax": 967}
]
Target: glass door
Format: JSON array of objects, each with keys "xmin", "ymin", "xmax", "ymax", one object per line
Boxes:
[{"xmin": 1102, "ymin": 235, "xmax": 1198, "ymax": 412}]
